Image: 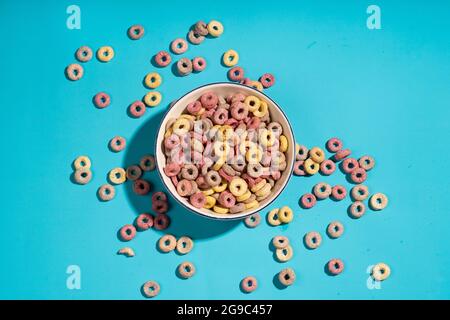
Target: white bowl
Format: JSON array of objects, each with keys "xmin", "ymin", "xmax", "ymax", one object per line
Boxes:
[{"xmin": 155, "ymin": 82, "xmax": 295, "ymax": 220}]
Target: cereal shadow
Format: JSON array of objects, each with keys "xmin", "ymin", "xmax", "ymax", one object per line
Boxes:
[
  {"xmin": 346, "ymin": 205, "xmax": 355, "ymax": 219},
  {"xmin": 122, "ymin": 111, "xmax": 240, "ymax": 239},
  {"xmin": 170, "ymin": 63, "xmax": 183, "ymax": 78},
  {"xmin": 272, "ymin": 273, "xmax": 287, "ymax": 290},
  {"xmin": 323, "ymin": 262, "xmax": 335, "ymax": 277}
]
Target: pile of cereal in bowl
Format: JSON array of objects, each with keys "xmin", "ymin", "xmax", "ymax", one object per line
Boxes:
[{"xmin": 161, "ymin": 89, "xmax": 291, "ymax": 216}]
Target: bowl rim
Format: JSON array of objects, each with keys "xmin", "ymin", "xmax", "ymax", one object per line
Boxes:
[{"xmin": 155, "ymin": 82, "xmax": 295, "ymax": 221}]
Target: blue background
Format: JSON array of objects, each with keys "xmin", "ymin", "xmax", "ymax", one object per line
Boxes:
[{"xmin": 1, "ymin": 0, "xmax": 449, "ymax": 299}]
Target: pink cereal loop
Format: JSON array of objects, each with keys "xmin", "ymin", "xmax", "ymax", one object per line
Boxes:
[
  {"xmin": 119, "ymin": 224, "xmax": 136, "ymax": 241},
  {"xmin": 331, "ymin": 185, "xmax": 347, "ymax": 200},
  {"xmin": 190, "ymin": 192, "xmax": 206, "ymax": 208},
  {"xmin": 164, "ymin": 163, "xmax": 181, "ymax": 177},
  {"xmin": 94, "ymin": 92, "xmax": 111, "ymax": 108},
  {"xmin": 259, "ymin": 73, "xmax": 275, "ymax": 88},
  {"xmin": 192, "ymin": 57, "xmax": 207, "ymax": 72},
  {"xmin": 154, "ymin": 50, "xmax": 172, "ymax": 67},
  {"xmin": 341, "ymin": 158, "xmax": 359, "ymax": 174},
  {"xmin": 334, "ymin": 149, "xmax": 351, "ymax": 162},
  {"xmin": 129, "ymin": 100, "xmax": 146, "ymax": 118},
  {"xmin": 320, "ymin": 160, "xmax": 336, "ymax": 175},
  {"xmin": 326, "ymin": 137, "xmax": 343, "ymax": 153},
  {"xmin": 135, "ymin": 213, "xmax": 154, "ymax": 231},
  {"xmin": 187, "ymin": 101, "xmax": 202, "ymax": 115},
  {"xmin": 300, "ymin": 193, "xmax": 317, "ymax": 209},
  {"xmin": 200, "ymin": 91, "xmax": 219, "ymax": 109},
  {"xmin": 228, "ymin": 66, "xmax": 244, "ymax": 82}
]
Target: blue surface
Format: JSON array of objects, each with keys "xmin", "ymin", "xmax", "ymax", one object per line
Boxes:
[{"xmin": 1, "ymin": 0, "xmax": 449, "ymax": 299}]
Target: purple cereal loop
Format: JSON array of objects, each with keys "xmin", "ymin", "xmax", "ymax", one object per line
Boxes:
[
  {"xmin": 187, "ymin": 30, "xmax": 205, "ymax": 45},
  {"xmin": 152, "ymin": 191, "xmax": 168, "ymax": 203},
  {"xmin": 230, "ymin": 203, "xmax": 246, "ymax": 214},
  {"xmin": 133, "ymin": 179, "xmax": 151, "ymax": 195},
  {"xmin": 176, "ymin": 179, "xmax": 192, "ymax": 197},
  {"xmin": 154, "ymin": 214, "xmax": 170, "ymax": 230},
  {"xmin": 152, "ymin": 200, "xmax": 168, "ymax": 214}
]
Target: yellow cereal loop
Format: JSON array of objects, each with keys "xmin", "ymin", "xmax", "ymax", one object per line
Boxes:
[
  {"xmin": 173, "ymin": 118, "xmax": 191, "ymax": 136},
  {"xmin": 204, "ymin": 196, "xmax": 216, "ymax": 209},
  {"xmin": 222, "ymin": 49, "xmax": 239, "ymax": 67},
  {"xmin": 255, "ymin": 182, "xmax": 271, "ymax": 198},
  {"xmin": 202, "ymin": 188, "xmax": 215, "ymax": 196},
  {"xmin": 164, "ymin": 127, "xmax": 173, "ymax": 138},
  {"xmin": 213, "ymin": 205, "xmax": 229, "ymax": 214},
  {"xmin": 213, "ymin": 180, "xmax": 228, "ymax": 193},
  {"xmin": 244, "ymin": 96, "xmax": 260, "ymax": 112},
  {"xmin": 304, "ymin": 158, "xmax": 320, "ymax": 175},
  {"xmin": 259, "ymin": 129, "xmax": 276, "ymax": 147},
  {"xmin": 251, "ymin": 178, "xmax": 267, "ymax": 193},
  {"xmin": 236, "ymin": 190, "xmax": 251, "ymax": 202},
  {"xmin": 144, "ymin": 91, "xmax": 162, "ymax": 107},
  {"xmin": 218, "ymin": 125, "xmax": 233, "ymax": 141},
  {"xmin": 207, "ymin": 20, "xmax": 224, "ymax": 37},
  {"xmin": 372, "ymin": 263, "xmax": 391, "ymax": 281},
  {"xmin": 97, "ymin": 46, "xmax": 114, "ymax": 62},
  {"xmin": 229, "ymin": 178, "xmax": 248, "ymax": 197},
  {"xmin": 246, "ymin": 147, "xmax": 262, "ymax": 164},
  {"xmin": 279, "ymin": 135, "xmax": 288, "ymax": 153},
  {"xmin": 267, "ymin": 208, "xmax": 281, "ymax": 226},
  {"xmin": 239, "ymin": 141, "xmax": 257, "ymax": 157},
  {"xmin": 245, "ymin": 200, "xmax": 259, "ymax": 210},
  {"xmin": 109, "ymin": 167, "xmax": 127, "ymax": 184},
  {"xmin": 180, "ymin": 114, "xmax": 196, "ymax": 121},
  {"xmin": 253, "ymin": 100, "xmax": 268, "ymax": 117},
  {"xmin": 278, "ymin": 206, "xmax": 293, "ymax": 223},
  {"xmin": 144, "ymin": 72, "xmax": 162, "ymax": 89},
  {"xmin": 73, "ymin": 155, "xmax": 91, "ymax": 170},
  {"xmin": 309, "ymin": 147, "xmax": 325, "ymax": 163},
  {"xmin": 213, "ymin": 141, "xmax": 231, "ymax": 158},
  {"xmin": 212, "ymin": 155, "xmax": 226, "ymax": 171},
  {"xmin": 276, "ymin": 245, "xmax": 293, "ymax": 262},
  {"xmin": 249, "ymin": 81, "xmax": 263, "ymax": 91}
]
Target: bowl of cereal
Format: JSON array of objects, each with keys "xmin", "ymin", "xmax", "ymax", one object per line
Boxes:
[{"xmin": 156, "ymin": 82, "xmax": 295, "ymax": 220}]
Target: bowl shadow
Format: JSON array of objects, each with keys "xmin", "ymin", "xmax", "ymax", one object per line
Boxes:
[{"xmin": 122, "ymin": 110, "xmax": 240, "ymax": 239}]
